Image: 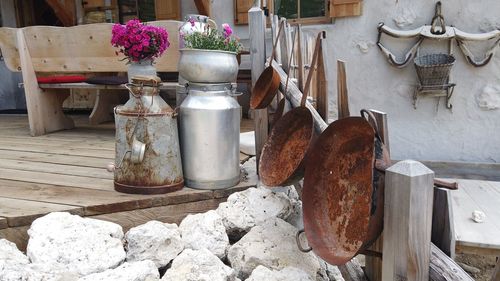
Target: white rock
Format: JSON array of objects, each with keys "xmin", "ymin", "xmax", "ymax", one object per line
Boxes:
[
  {"xmin": 27, "ymin": 212, "xmax": 126, "ymax": 276},
  {"xmin": 179, "ymin": 210, "xmax": 229, "ymax": 259},
  {"xmin": 216, "ymin": 187, "xmax": 292, "ymax": 238},
  {"xmin": 285, "ymin": 199, "xmax": 304, "ymax": 230},
  {"xmin": 477, "ymin": 85, "xmax": 500, "ymax": 110},
  {"xmin": 241, "ymin": 157, "xmax": 258, "ymax": 184},
  {"xmin": 0, "ymin": 239, "xmax": 29, "ymax": 267},
  {"xmin": 318, "ymin": 259, "xmax": 345, "ymax": 281},
  {"xmin": 79, "ymin": 260, "xmax": 159, "ymax": 281},
  {"xmin": 246, "ymin": 265, "xmax": 314, "ymax": 281},
  {"xmin": 227, "ymin": 218, "xmax": 321, "ymax": 280},
  {"xmin": 259, "ymin": 183, "xmax": 300, "ymax": 201},
  {"xmin": 125, "ymin": 221, "xmax": 184, "ymax": 268},
  {"xmin": 161, "ymin": 248, "xmax": 237, "ymax": 281}
]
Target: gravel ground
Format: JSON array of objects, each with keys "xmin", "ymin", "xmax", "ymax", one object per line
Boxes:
[{"xmin": 456, "ymin": 253, "xmax": 497, "ymax": 281}]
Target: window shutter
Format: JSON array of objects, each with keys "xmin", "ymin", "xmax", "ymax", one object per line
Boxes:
[
  {"xmin": 155, "ymin": 0, "xmax": 180, "ymax": 20},
  {"xmin": 234, "ymin": 0, "xmax": 255, "ymax": 25},
  {"xmin": 329, "ymin": 0, "xmax": 362, "ymax": 18}
]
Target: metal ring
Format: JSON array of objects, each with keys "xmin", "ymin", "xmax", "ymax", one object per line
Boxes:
[{"xmin": 295, "ymin": 229, "xmax": 312, "ymax": 253}]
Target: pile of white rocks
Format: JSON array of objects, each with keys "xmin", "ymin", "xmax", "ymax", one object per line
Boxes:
[{"xmin": 0, "ymin": 158, "xmax": 344, "ymax": 281}]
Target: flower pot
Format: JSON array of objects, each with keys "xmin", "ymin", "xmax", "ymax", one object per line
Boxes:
[
  {"xmin": 178, "ymin": 49, "xmax": 239, "ymax": 83},
  {"xmin": 127, "ymin": 59, "xmax": 157, "ymax": 83}
]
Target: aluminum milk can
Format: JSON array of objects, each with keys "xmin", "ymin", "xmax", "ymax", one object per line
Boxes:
[
  {"xmin": 113, "ymin": 75, "xmax": 184, "ymax": 194},
  {"xmin": 179, "ymin": 83, "xmax": 241, "ymax": 189}
]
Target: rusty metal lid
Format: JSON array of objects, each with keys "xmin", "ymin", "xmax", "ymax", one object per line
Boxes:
[
  {"xmin": 130, "ymin": 75, "xmax": 162, "ymax": 87},
  {"xmin": 302, "ymin": 117, "xmax": 375, "ymax": 265}
]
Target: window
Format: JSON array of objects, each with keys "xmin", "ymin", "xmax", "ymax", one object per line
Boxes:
[{"xmin": 271, "ymin": 0, "xmax": 330, "ymax": 24}]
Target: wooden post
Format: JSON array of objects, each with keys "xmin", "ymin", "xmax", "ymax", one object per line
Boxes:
[
  {"xmin": 382, "ymin": 160, "xmax": 435, "ymax": 281},
  {"xmin": 249, "ymin": 2, "xmax": 268, "ymax": 173}
]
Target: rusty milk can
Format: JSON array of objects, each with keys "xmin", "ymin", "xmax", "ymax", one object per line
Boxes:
[{"xmin": 112, "ymin": 75, "xmax": 184, "ymax": 194}]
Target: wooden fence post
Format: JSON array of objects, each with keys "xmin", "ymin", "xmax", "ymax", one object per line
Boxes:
[
  {"xmin": 248, "ymin": 1, "xmax": 268, "ymax": 173},
  {"xmin": 382, "ymin": 160, "xmax": 435, "ymax": 281}
]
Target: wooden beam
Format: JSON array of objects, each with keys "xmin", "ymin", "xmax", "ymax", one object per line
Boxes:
[
  {"xmin": 271, "ymin": 60, "xmax": 328, "ymax": 133},
  {"xmin": 249, "ymin": 3, "xmax": 268, "ymax": 173},
  {"xmin": 382, "ymin": 160, "xmax": 434, "ymax": 281},
  {"xmin": 492, "ymin": 258, "xmax": 500, "ymax": 281},
  {"xmin": 430, "ymin": 244, "xmax": 474, "ymax": 281},
  {"xmin": 194, "ymin": 0, "xmax": 211, "ymax": 16}
]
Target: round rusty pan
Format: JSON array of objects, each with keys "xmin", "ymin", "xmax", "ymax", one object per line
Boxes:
[
  {"xmin": 259, "ymin": 107, "xmax": 315, "ymax": 186},
  {"xmin": 301, "ymin": 117, "xmax": 376, "ymax": 265},
  {"xmin": 250, "ymin": 67, "xmax": 281, "ymax": 109}
]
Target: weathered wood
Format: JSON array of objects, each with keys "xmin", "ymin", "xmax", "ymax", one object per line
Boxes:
[
  {"xmin": 17, "ymin": 29, "xmax": 74, "ymax": 136},
  {"xmin": 0, "ymin": 168, "xmax": 114, "ymax": 191},
  {"xmin": 316, "ymin": 36, "xmax": 328, "ymax": 122},
  {"xmin": 337, "ymin": 60, "xmax": 350, "ymax": 119},
  {"xmin": 339, "ymin": 258, "xmax": 369, "ymax": 281},
  {"xmin": 449, "ymin": 179, "xmax": 500, "ymax": 256},
  {"xmin": 432, "ymin": 188, "xmax": 455, "ymax": 257},
  {"xmin": 249, "ymin": 3, "xmax": 268, "ymax": 173},
  {"xmin": 382, "ymin": 160, "xmax": 435, "ymax": 281},
  {"xmin": 492, "ymin": 258, "xmax": 500, "ymax": 281},
  {"xmin": 0, "ymin": 158, "xmax": 111, "ymax": 179},
  {"xmin": 0, "ymin": 141, "xmax": 114, "ymax": 158},
  {"xmin": 0, "ymin": 150, "xmax": 110, "ymax": 168},
  {"xmin": 430, "ymin": 243, "xmax": 474, "ymax": 281},
  {"xmin": 38, "ymin": 82, "xmax": 177, "ymax": 90},
  {"xmin": 0, "ymin": 197, "xmax": 83, "ymax": 227},
  {"xmin": 0, "ymin": 217, "xmax": 7, "ymax": 229},
  {"xmin": 271, "ymin": 60, "xmax": 328, "ymax": 133},
  {"xmin": 364, "ymin": 109, "xmax": 387, "ymax": 281},
  {"xmin": 369, "ymin": 109, "xmax": 390, "ymax": 154},
  {"xmin": 423, "ymin": 160, "xmax": 500, "ymax": 181}
]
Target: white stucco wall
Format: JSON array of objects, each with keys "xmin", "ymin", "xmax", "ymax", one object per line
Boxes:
[{"xmin": 182, "ymin": 0, "xmax": 500, "ymax": 163}]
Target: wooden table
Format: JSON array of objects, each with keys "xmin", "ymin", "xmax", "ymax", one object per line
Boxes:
[{"xmin": 448, "ymin": 179, "xmax": 500, "ymax": 257}]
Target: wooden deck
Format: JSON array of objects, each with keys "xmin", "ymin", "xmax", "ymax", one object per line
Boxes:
[{"xmin": 0, "ymin": 114, "xmax": 256, "ymax": 251}]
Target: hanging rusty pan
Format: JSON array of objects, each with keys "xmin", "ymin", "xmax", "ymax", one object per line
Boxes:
[
  {"xmin": 259, "ymin": 32, "xmax": 323, "ymax": 186},
  {"xmin": 297, "ymin": 112, "xmax": 391, "ymax": 265},
  {"xmin": 250, "ymin": 21, "xmax": 284, "ymax": 110}
]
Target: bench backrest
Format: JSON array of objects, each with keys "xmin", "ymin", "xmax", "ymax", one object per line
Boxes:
[{"xmin": 0, "ymin": 20, "xmax": 181, "ymax": 73}]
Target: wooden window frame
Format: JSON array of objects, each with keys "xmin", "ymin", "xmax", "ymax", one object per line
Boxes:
[{"xmin": 267, "ymin": 0, "xmax": 332, "ymax": 25}]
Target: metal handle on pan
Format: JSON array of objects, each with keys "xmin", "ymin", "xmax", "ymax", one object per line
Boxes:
[{"xmin": 295, "ymin": 229, "xmax": 312, "ymax": 253}]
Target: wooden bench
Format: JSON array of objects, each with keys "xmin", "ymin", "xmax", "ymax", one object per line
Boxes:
[{"xmin": 0, "ymin": 20, "xmax": 181, "ymax": 136}]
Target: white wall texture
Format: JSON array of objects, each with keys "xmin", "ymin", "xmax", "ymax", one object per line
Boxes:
[{"xmin": 182, "ymin": 0, "xmax": 500, "ymax": 163}]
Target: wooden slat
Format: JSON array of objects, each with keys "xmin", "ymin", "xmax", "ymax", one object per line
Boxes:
[
  {"xmin": 21, "ymin": 20, "xmax": 181, "ymax": 73},
  {"xmin": 0, "ymin": 197, "xmax": 83, "ymax": 227},
  {"xmin": 39, "ymin": 82, "xmax": 177, "ymax": 90},
  {"xmin": 0, "ymin": 168, "xmax": 114, "ymax": 191},
  {"xmin": 0, "ymin": 179, "xmax": 218, "ymax": 216},
  {"xmin": 0, "ymin": 141, "xmax": 114, "ymax": 158},
  {"xmin": 0, "ymin": 136, "xmax": 114, "ymax": 150},
  {"xmin": 0, "ymin": 159, "xmax": 111, "ymax": 179},
  {"xmin": 0, "ymin": 150, "xmax": 109, "ymax": 168}
]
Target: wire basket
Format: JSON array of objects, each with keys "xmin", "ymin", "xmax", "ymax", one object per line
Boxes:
[{"xmin": 414, "ymin": 54, "xmax": 455, "ymax": 86}]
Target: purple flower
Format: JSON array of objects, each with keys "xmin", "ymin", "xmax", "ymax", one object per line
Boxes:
[
  {"xmin": 222, "ymin": 23, "xmax": 232, "ymax": 38},
  {"xmin": 188, "ymin": 17, "xmax": 196, "ymax": 27},
  {"xmin": 111, "ymin": 19, "xmax": 170, "ymax": 62}
]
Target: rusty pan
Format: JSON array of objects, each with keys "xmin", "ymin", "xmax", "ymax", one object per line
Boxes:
[
  {"xmin": 259, "ymin": 32, "xmax": 323, "ymax": 186},
  {"xmin": 250, "ymin": 21, "xmax": 284, "ymax": 110},
  {"xmin": 297, "ymin": 112, "xmax": 391, "ymax": 265}
]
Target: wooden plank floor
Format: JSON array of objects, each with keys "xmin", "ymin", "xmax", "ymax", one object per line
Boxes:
[{"xmin": 0, "ymin": 114, "xmax": 256, "ymax": 250}]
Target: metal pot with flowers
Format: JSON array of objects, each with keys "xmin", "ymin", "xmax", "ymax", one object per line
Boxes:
[
  {"xmin": 179, "ymin": 18, "xmax": 242, "ymax": 83},
  {"xmin": 111, "ymin": 19, "xmax": 170, "ymax": 81}
]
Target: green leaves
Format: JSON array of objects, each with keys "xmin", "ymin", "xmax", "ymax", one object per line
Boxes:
[{"xmin": 183, "ymin": 27, "xmax": 242, "ymax": 53}]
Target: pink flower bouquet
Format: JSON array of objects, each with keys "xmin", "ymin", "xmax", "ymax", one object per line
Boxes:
[{"xmin": 111, "ymin": 19, "xmax": 170, "ymax": 62}]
